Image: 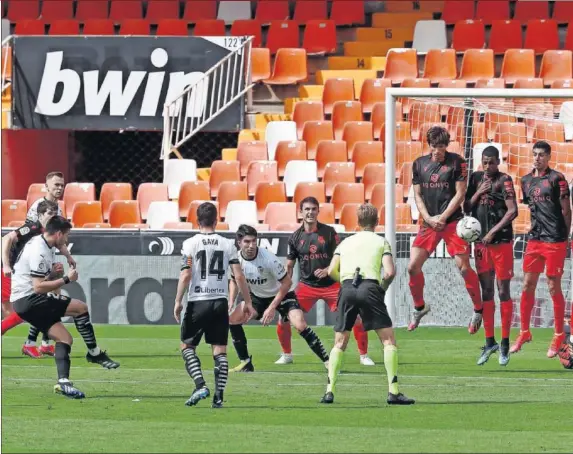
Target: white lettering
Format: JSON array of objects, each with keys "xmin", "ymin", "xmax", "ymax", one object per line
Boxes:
[
  {"xmin": 35, "ymin": 51, "xmax": 81, "ymax": 116},
  {"xmin": 258, "ymin": 238, "xmax": 280, "ymax": 255},
  {"xmin": 83, "ymin": 69, "xmax": 146, "ymax": 116}
]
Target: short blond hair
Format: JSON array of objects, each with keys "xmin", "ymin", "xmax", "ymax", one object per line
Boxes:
[{"xmin": 357, "ymin": 203, "xmax": 378, "ymax": 229}]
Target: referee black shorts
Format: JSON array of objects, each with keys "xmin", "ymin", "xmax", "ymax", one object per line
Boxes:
[
  {"xmin": 13, "ymin": 293, "xmax": 71, "ymax": 333},
  {"xmin": 334, "ymin": 280, "xmax": 393, "ymax": 333},
  {"xmin": 181, "ymin": 298, "xmax": 229, "ymax": 346}
]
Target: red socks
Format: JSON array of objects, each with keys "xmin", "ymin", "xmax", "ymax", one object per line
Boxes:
[
  {"xmin": 482, "ymin": 300, "xmax": 495, "ymax": 338},
  {"xmin": 520, "ymin": 291, "xmax": 535, "ymax": 332},
  {"xmin": 552, "ymin": 292, "xmax": 565, "ymax": 334},
  {"xmin": 409, "ymin": 272, "xmax": 425, "ymax": 309},
  {"xmin": 500, "ymin": 299, "xmax": 513, "ymax": 339},
  {"xmin": 1, "ymin": 312, "xmax": 24, "ymax": 335},
  {"xmin": 462, "ymin": 268, "xmax": 483, "ymax": 312},
  {"xmin": 276, "ymin": 319, "xmax": 292, "ymax": 354},
  {"xmin": 352, "ymin": 321, "xmax": 368, "ymax": 356}
]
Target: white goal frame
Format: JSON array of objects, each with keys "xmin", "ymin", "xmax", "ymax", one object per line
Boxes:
[{"xmin": 383, "ymin": 88, "xmax": 573, "ymax": 323}]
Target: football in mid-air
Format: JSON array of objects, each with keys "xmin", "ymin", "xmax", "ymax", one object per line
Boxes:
[{"xmin": 456, "ymin": 217, "xmax": 482, "ymax": 243}]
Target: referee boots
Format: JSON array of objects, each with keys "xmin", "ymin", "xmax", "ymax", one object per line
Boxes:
[{"xmin": 387, "ymin": 392, "xmax": 415, "ymax": 405}]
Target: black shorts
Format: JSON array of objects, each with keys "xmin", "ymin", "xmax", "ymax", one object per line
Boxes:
[
  {"xmin": 334, "ymin": 280, "xmax": 392, "ymax": 332},
  {"xmin": 13, "ymin": 293, "xmax": 71, "ymax": 333},
  {"xmin": 251, "ymin": 291, "xmax": 301, "ymax": 322},
  {"xmin": 181, "ymin": 298, "xmax": 229, "ymax": 346}
]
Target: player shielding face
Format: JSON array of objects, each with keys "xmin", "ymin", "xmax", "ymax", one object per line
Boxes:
[
  {"xmin": 10, "ymin": 216, "xmax": 119, "ymax": 399},
  {"xmin": 512, "ymin": 141, "xmax": 571, "ymax": 358},
  {"xmin": 277, "ymin": 197, "xmax": 374, "ymax": 366},
  {"xmin": 464, "ymin": 147, "xmax": 518, "ymax": 366},
  {"xmin": 321, "ymin": 204, "xmax": 414, "ymax": 405},
  {"xmin": 174, "ymin": 202, "xmax": 255, "ymax": 408},
  {"xmin": 408, "ymin": 126, "xmax": 484, "ymax": 334},
  {"xmin": 228, "ymin": 225, "xmax": 329, "ymax": 372}
]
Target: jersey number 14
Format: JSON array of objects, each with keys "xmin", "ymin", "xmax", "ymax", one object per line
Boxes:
[{"xmin": 196, "ymin": 250, "xmax": 225, "ymax": 281}]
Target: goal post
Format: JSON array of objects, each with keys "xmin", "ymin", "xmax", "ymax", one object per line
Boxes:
[{"xmin": 384, "ymin": 88, "xmax": 573, "ymax": 327}]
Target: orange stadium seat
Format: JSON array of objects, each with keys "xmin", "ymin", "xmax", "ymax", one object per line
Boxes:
[
  {"xmin": 458, "ymin": 49, "xmax": 494, "ymax": 83},
  {"xmin": 274, "ymin": 223, "xmax": 300, "ymax": 232},
  {"xmin": 7, "ymin": 221, "xmax": 23, "ymax": 228},
  {"xmin": 163, "ymin": 222, "xmax": 194, "ymax": 230},
  {"xmin": 26, "ymin": 184, "xmax": 48, "ymax": 208},
  {"xmin": 264, "ymin": 202, "xmax": 297, "ymax": 230},
  {"xmin": 42, "ymin": 0, "xmax": 74, "ymax": 19},
  {"xmin": 452, "ymin": 20, "xmax": 485, "ymax": 51},
  {"xmin": 371, "ymin": 102, "xmax": 403, "ymax": 140},
  {"xmin": 255, "ymin": 0, "xmax": 290, "ymax": 23},
  {"xmin": 109, "ymin": 201, "xmax": 142, "ymax": 228},
  {"xmin": 2, "ymin": 200, "xmax": 27, "ymax": 227},
  {"xmin": 76, "ymin": 1, "xmax": 109, "ymax": 20},
  {"xmin": 342, "ymin": 121, "xmax": 373, "ymax": 158},
  {"xmin": 383, "ymin": 49, "xmax": 418, "ymax": 84},
  {"xmin": 7, "ymin": 1, "xmax": 39, "ymax": 21},
  {"xmin": 302, "ymin": 120, "xmax": 333, "ymax": 159},
  {"xmin": 423, "ymin": 49, "xmax": 457, "ymax": 83},
  {"xmin": 539, "ymin": 50, "xmax": 573, "ymax": 86},
  {"xmin": 322, "ymin": 78, "xmax": 354, "ymax": 115},
  {"xmin": 293, "ymin": 101, "xmax": 324, "ymax": 138},
  {"xmin": 302, "ymin": 20, "xmax": 337, "ymax": 55},
  {"xmin": 275, "ymin": 140, "xmax": 307, "ymax": 177},
  {"xmin": 515, "ymin": 204, "xmax": 531, "ymax": 231},
  {"xmin": 49, "ymin": 20, "xmax": 80, "ymax": 35},
  {"xmin": 549, "ymin": 79, "xmax": 573, "ymax": 113},
  {"xmin": 359, "ymin": 79, "xmax": 392, "ymax": 114},
  {"xmin": 553, "ymin": 1, "xmax": 573, "ymax": 24},
  {"xmin": 352, "ymin": 141, "xmax": 384, "ymax": 178},
  {"xmin": 183, "ymin": 0, "xmax": 217, "ymax": 21},
  {"xmin": 508, "ymin": 145, "xmax": 534, "ymax": 177},
  {"xmin": 157, "ymin": 19, "xmax": 189, "ymax": 36},
  {"xmin": 396, "ymin": 141, "xmax": 423, "ymax": 170},
  {"xmin": 119, "ymin": 19, "xmax": 150, "ymax": 35},
  {"xmin": 218, "ymin": 181, "xmax": 248, "ymax": 219},
  {"xmin": 186, "ymin": 200, "xmax": 219, "ymax": 225},
  {"xmin": 100, "ymin": 182, "xmax": 132, "ymax": 220},
  {"xmin": 72, "ymin": 201, "xmax": 103, "ymax": 227},
  {"xmin": 339, "ymin": 203, "xmax": 361, "ymax": 231},
  {"xmin": 209, "ymin": 160, "xmax": 240, "ymax": 198},
  {"xmin": 294, "ymin": 0, "xmax": 327, "ymax": 21},
  {"xmin": 266, "ymin": 21, "xmax": 299, "ymax": 54},
  {"xmin": 63, "ymin": 182, "xmax": 95, "ymax": 217},
  {"xmin": 398, "ymin": 162, "xmax": 414, "ymax": 194},
  {"xmin": 379, "ymin": 122, "xmax": 411, "ymax": 145},
  {"xmin": 485, "ymin": 111, "xmax": 517, "ymax": 140},
  {"xmin": 251, "ymin": 48, "xmax": 271, "ymax": 82},
  {"xmin": 255, "ymin": 182, "xmax": 287, "ymax": 220},
  {"xmin": 524, "ymin": 20, "xmax": 559, "ymax": 55},
  {"xmin": 323, "ymin": 162, "xmax": 355, "ymax": 197},
  {"xmin": 316, "ymin": 140, "xmax": 348, "ymax": 178},
  {"xmin": 500, "ymin": 49, "xmax": 535, "ymax": 85},
  {"xmin": 331, "ymin": 183, "xmax": 364, "ymax": 219},
  {"xmin": 294, "ymin": 182, "xmax": 326, "ymax": 209},
  {"xmin": 494, "ymin": 122, "xmax": 527, "ymax": 150},
  {"xmin": 193, "ymin": 19, "xmax": 225, "ymax": 36},
  {"xmin": 237, "ymin": 141, "xmax": 268, "ymax": 177},
  {"xmin": 318, "ymin": 202, "xmax": 335, "ymax": 224},
  {"xmin": 400, "ymin": 78, "xmax": 431, "ymax": 115},
  {"xmin": 442, "ymin": 0, "xmax": 475, "ymax": 24},
  {"xmin": 83, "ymin": 223, "xmax": 112, "ymax": 229},
  {"xmin": 370, "ymin": 183, "xmax": 405, "ymax": 207},
  {"xmin": 136, "ymin": 183, "xmax": 168, "ymax": 220},
  {"xmin": 409, "ymin": 102, "xmax": 441, "ymax": 140},
  {"xmin": 363, "ymin": 163, "xmax": 386, "ymax": 200},
  {"xmin": 83, "ymin": 19, "xmax": 115, "ymax": 35},
  {"xmin": 14, "ymin": 19, "xmax": 46, "ymax": 35},
  {"xmin": 384, "ymin": 0, "xmax": 415, "ymax": 12},
  {"xmin": 264, "ymin": 48, "xmax": 308, "ymax": 85},
  {"xmin": 177, "ymin": 181, "xmax": 210, "ymax": 218},
  {"xmin": 489, "ymin": 20, "xmax": 522, "ymax": 54},
  {"xmin": 395, "ymin": 203, "xmax": 413, "ymax": 224},
  {"xmin": 329, "ymin": 0, "xmax": 364, "ymax": 26},
  {"xmin": 109, "ymin": 0, "xmax": 143, "ymax": 20},
  {"xmin": 514, "ymin": 0, "xmax": 549, "ymax": 23},
  {"xmin": 146, "ymin": 0, "xmax": 180, "ymax": 20},
  {"xmin": 534, "ymin": 121, "xmax": 565, "ymax": 142},
  {"xmin": 475, "ymin": 0, "xmax": 509, "ymax": 25},
  {"xmin": 231, "ymin": 20, "xmax": 262, "ymax": 48},
  {"xmin": 216, "ymin": 222, "xmax": 230, "ymax": 231},
  {"xmin": 332, "ymin": 101, "xmax": 362, "ymax": 140},
  {"xmin": 246, "ymin": 161, "xmax": 278, "ymax": 196},
  {"xmin": 121, "ymin": 223, "xmax": 148, "ymax": 229}
]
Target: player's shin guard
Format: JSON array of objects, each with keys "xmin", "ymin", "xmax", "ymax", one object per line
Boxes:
[
  {"xmin": 326, "ymin": 347, "xmax": 344, "ymax": 394},
  {"xmin": 352, "ymin": 321, "xmax": 368, "ymax": 356},
  {"xmin": 1, "ymin": 312, "xmax": 24, "ymax": 335},
  {"xmin": 520, "ymin": 291, "xmax": 535, "ymax": 332},
  {"xmin": 552, "ymin": 292, "xmax": 565, "ymax": 334},
  {"xmin": 276, "ymin": 319, "xmax": 292, "ymax": 354},
  {"xmin": 182, "ymin": 347, "xmax": 206, "ymax": 389},
  {"xmin": 74, "ymin": 312, "xmax": 100, "ymax": 354},
  {"xmin": 462, "ymin": 268, "xmax": 483, "ymax": 312},
  {"xmin": 500, "ymin": 299, "xmax": 513, "ymax": 340},
  {"xmin": 55, "ymin": 342, "xmax": 71, "ymax": 380},
  {"xmin": 26, "ymin": 325, "xmax": 40, "ymax": 345},
  {"xmin": 213, "ymin": 354, "xmax": 228, "ymax": 400},
  {"xmin": 230, "ymin": 325, "xmax": 250, "ymax": 361},
  {"xmin": 483, "ymin": 300, "xmax": 495, "ymax": 340},
  {"xmin": 409, "ymin": 272, "xmax": 425, "ymax": 309},
  {"xmin": 299, "ymin": 327, "xmax": 329, "ymax": 362},
  {"xmin": 384, "ymin": 345, "xmax": 399, "ymax": 395}
]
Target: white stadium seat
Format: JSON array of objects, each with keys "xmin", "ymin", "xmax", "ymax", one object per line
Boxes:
[
  {"xmin": 225, "ymin": 200, "xmax": 258, "ymax": 231},
  {"xmin": 146, "ymin": 201, "xmax": 179, "ymax": 230},
  {"xmin": 559, "ymin": 102, "xmax": 573, "ymax": 141},
  {"xmin": 265, "ymin": 121, "xmax": 298, "ymax": 161},
  {"xmin": 218, "ymin": 1, "xmax": 252, "ymax": 23},
  {"xmin": 412, "ymin": 20, "xmax": 447, "ymax": 53},
  {"xmin": 329, "ymin": 223, "xmax": 346, "ymax": 233},
  {"xmin": 283, "ymin": 160, "xmax": 318, "ymax": 197},
  {"xmin": 163, "ymin": 158, "xmax": 197, "ymax": 199}
]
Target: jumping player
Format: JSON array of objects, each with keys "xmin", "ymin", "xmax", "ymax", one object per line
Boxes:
[
  {"xmin": 26, "ymin": 171, "xmax": 65, "ymax": 222},
  {"xmin": 228, "ymin": 225, "xmax": 329, "ymax": 372},
  {"xmin": 276, "ymin": 197, "xmax": 374, "ymax": 366},
  {"xmin": 321, "ymin": 204, "xmax": 414, "ymax": 405},
  {"xmin": 512, "ymin": 141, "xmax": 571, "ymax": 358},
  {"xmin": 408, "ymin": 126, "xmax": 483, "ymax": 333},
  {"xmin": 174, "ymin": 203, "xmax": 255, "ymax": 408},
  {"xmin": 10, "ymin": 216, "xmax": 119, "ymax": 398},
  {"xmin": 464, "ymin": 147, "xmax": 518, "ymax": 366}
]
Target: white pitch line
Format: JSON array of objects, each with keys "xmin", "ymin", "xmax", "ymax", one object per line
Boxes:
[{"xmin": 0, "ymin": 337, "xmax": 474, "ymax": 343}]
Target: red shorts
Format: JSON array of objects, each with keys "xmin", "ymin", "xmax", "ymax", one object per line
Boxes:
[
  {"xmin": 2, "ymin": 274, "xmax": 11, "ymax": 302},
  {"xmin": 523, "ymin": 240, "xmax": 568, "ymax": 277},
  {"xmin": 295, "ymin": 282, "xmax": 340, "ymax": 313},
  {"xmin": 475, "ymin": 242, "xmax": 514, "ymax": 280},
  {"xmin": 412, "ymin": 220, "xmax": 469, "ymax": 257}
]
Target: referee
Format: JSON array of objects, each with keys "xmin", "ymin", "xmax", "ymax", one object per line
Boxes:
[{"xmin": 321, "ymin": 204, "xmax": 415, "ymax": 406}]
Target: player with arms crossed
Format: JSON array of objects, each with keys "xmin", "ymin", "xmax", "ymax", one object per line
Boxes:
[
  {"xmin": 321, "ymin": 204, "xmax": 415, "ymax": 405},
  {"xmin": 408, "ymin": 126, "xmax": 484, "ymax": 333},
  {"xmin": 464, "ymin": 146, "xmax": 518, "ymax": 366},
  {"xmin": 512, "ymin": 141, "xmax": 571, "ymax": 358},
  {"xmin": 10, "ymin": 216, "xmax": 119, "ymax": 399},
  {"xmin": 2, "ymin": 200, "xmax": 75, "ymax": 358},
  {"xmin": 174, "ymin": 203, "xmax": 255, "ymax": 408},
  {"xmin": 276, "ymin": 197, "xmax": 374, "ymax": 366},
  {"xmin": 228, "ymin": 225, "xmax": 329, "ymax": 372}
]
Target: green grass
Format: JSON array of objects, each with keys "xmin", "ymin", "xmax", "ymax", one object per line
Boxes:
[{"xmin": 2, "ymin": 325, "xmax": 572, "ymax": 453}]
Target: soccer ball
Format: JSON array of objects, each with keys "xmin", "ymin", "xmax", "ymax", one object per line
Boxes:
[{"xmin": 456, "ymin": 217, "xmax": 482, "ymax": 243}]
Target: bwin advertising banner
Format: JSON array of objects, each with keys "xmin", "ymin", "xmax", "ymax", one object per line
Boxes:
[{"xmin": 11, "ymin": 36, "xmax": 245, "ymax": 131}]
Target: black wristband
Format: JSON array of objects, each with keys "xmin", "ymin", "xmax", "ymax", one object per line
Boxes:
[{"xmin": 63, "ymin": 276, "xmax": 70, "ymax": 285}]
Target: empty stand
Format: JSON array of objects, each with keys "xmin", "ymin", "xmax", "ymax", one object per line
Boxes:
[
  {"xmin": 218, "ymin": 1, "xmax": 252, "ymax": 23},
  {"xmin": 383, "ymin": 49, "xmax": 418, "ymax": 84},
  {"xmin": 283, "ymin": 161, "xmax": 318, "ymax": 197},
  {"xmin": 423, "ymin": 49, "xmax": 457, "ymax": 83},
  {"xmin": 109, "ymin": 201, "xmax": 142, "ymax": 228},
  {"xmin": 83, "ymin": 19, "xmax": 115, "ymax": 35},
  {"xmin": 119, "ymin": 19, "xmax": 150, "ymax": 35},
  {"xmin": 275, "ymin": 140, "xmax": 307, "ymax": 177},
  {"xmin": 255, "ymin": 182, "xmax": 287, "ymax": 220},
  {"xmin": 500, "ymin": 49, "xmax": 535, "ymax": 85},
  {"xmin": 218, "ymin": 181, "xmax": 248, "ymax": 219},
  {"xmin": 209, "ymin": 160, "xmax": 240, "ymax": 198},
  {"xmin": 452, "ymin": 20, "xmax": 485, "ymax": 52},
  {"xmin": 72, "ymin": 201, "xmax": 104, "ymax": 227},
  {"xmin": 255, "ymin": 0, "xmax": 290, "ymax": 23},
  {"xmin": 318, "ymin": 202, "xmax": 335, "ymax": 224},
  {"xmin": 315, "ymin": 140, "xmax": 348, "ymax": 178},
  {"xmin": 146, "ymin": 0, "xmax": 180, "ymax": 21},
  {"xmin": 76, "ymin": 1, "xmax": 109, "ymax": 21},
  {"xmin": 251, "ymin": 47, "xmax": 271, "ymax": 82},
  {"xmin": 322, "ymin": 78, "xmax": 354, "ymax": 115},
  {"xmin": 163, "ymin": 222, "xmax": 194, "ymax": 230},
  {"xmin": 178, "ymin": 181, "xmax": 210, "ymax": 218},
  {"xmin": 294, "ymin": 0, "xmax": 327, "ymax": 21},
  {"xmin": 49, "ymin": 20, "xmax": 80, "ymax": 35},
  {"xmin": 371, "ymin": 102, "xmax": 403, "ymax": 140},
  {"xmin": 339, "ymin": 203, "xmax": 361, "ymax": 231},
  {"xmin": 412, "ymin": 20, "xmax": 447, "ymax": 53},
  {"xmin": 266, "ymin": 20, "xmax": 299, "ymax": 54},
  {"xmin": 352, "ymin": 141, "xmax": 384, "ymax": 178},
  {"xmin": 246, "ymin": 161, "xmax": 278, "ymax": 196},
  {"xmin": 303, "ymin": 20, "xmax": 337, "ymax": 55},
  {"xmin": 323, "ymin": 162, "xmax": 355, "ymax": 197},
  {"xmin": 293, "ymin": 101, "xmax": 324, "ymax": 138},
  {"xmin": 342, "ymin": 121, "xmax": 373, "ymax": 157},
  {"xmin": 264, "ymin": 202, "xmax": 298, "ymax": 230},
  {"xmin": 14, "ymin": 19, "xmax": 46, "ymax": 34},
  {"xmin": 370, "ymin": 184, "xmax": 405, "ymax": 207},
  {"xmin": 539, "ymin": 50, "xmax": 573, "ymax": 86},
  {"xmin": 329, "ymin": 0, "xmax": 364, "ymax": 26},
  {"xmin": 475, "ymin": 0, "xmax": 509, "ymax": 25},
  {"xmin": 110, "ymin": 0, "xmax": 143, "ymax": 20},
  {"xmin": 100, "ymin": 182, "xmax": 133, "ymax": 220},
  {"xmin": 359, "ymin": 79, "xmax": 392, "ymax": 114},
  {"xmin": 442, "ymin": 0, "xmax": 475, "ymax": 24},
  {"xmin": 524, "ymin": 20, "xmax": 559, "ymax": 55},
  {"xmin": 514, "ymin": 1, "xmax": 549, "ymax": 23},
  {"xmin": 332, "ymin": 101, "xmax": 362, "ymax": 140},
  {"xmin": 237, "ymin": 141, "xmax": 268, "ymax": 177},
  {"xmin": 553, "ymin": 1, "xmax": 573, "ymax": 24},
  {"xmin": 265, "ymin": 121, "xmax": 297, "ymax": 160},
  {"xmin": 225, "ymin": 201, "xmax": 258, "ymax": 231},
  {"xmin": 183, "ymin": 0, "xmax": 217, "ymax": 21},
  {"xmin": 63, "ymin": 183, "xmax": 95, "ymax": 218},
  {"xmin": 331, "ymin": 183, "xmax": 364, "ymax": 219},
  {"xmin": 302, "ymin": 120, "xmax": 334, "ymax": 159},
  {"xmin": 164, "ymin": 158, "xmax": 197, "ymax": 199},
  {"xmin": 363, "ymin": 163, "xmax": 386, "ymax": 200},
  {"xmin": 231, "ymin": 20, "xmax": 262, "ymax": 48},
  {"xmin": 294, "ymin": 182, "xmax": 326, "ymax": 209},
  {"xmin": 193, "ymin": 19, "xmax": 225, "ymax": 36},
  {"xmin": 157, "ymin": 19, "xmax": 189, "ymax": 36},
  {"xmin": 264, "ymin": 48, "xmax": 308, "ymax": 85},
  {"xmin": 136, "ymin": 183, "xmax": 168, "ymax": 220},
  {"xmin": 489, "ymin": 20, "xmax": 522, "ymax": 54},
  {"xmin": 458, "ymin": 49, "xmax": 494, "ymax": 83},
  {"xmin": 2, "ymin": 200, "xmax": 27, "ymax": 226}
]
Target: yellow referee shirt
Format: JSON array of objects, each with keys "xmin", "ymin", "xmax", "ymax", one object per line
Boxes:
[{"xmin": 334, "ymin": 231, "xmax": 392, "ymax": 284}]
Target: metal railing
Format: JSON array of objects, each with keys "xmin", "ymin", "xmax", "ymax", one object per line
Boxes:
[
  {"xmin": 1, "ymin": 35, "xmax": 12, "ymax": 95},
  {"xmin": 161, "ymin": 36, "xmax": 254, "ymax": 160}
]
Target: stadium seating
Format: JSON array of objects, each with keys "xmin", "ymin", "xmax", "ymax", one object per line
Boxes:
[
  {"xmin": 136, "ymin": 183, "xmax": 168, "ymax": 220},
  {"xmin": 183, "ymin": 0, "xmax": 217, "ymax": 21},
  {"xmin": 452, "ymin": 20, "xmax": 485, "ymax": 52},
  {"xmin": 476, "ymin": 0, "xmax": 509, "ymax": 25},
  {"xmin": 2, "ymin": 200, "xmax": 27, "ymax": 227}
]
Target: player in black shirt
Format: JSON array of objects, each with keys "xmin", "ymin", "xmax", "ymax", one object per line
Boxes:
[
  {"xmin": 275, "ymin": 196, "xmax": 374, "ymax": 366},
  {"xmin": 465, "ymin": 147, "xmax": 518, "ymax": 366},
  {"xmin": 512, "ymin": 141, "xmax": 571, "ymax": 358},
  {"xmin": 408, "ymin": 126, "xmax": 484, "ymax": 334}
]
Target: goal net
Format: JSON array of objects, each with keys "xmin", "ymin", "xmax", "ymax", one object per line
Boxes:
[{"xmin": 383, "ymin": 87, "xmax": 573, "ymax": 329}]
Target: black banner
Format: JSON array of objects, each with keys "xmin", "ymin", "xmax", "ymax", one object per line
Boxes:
[{"xmin": 12, "ymin": 36, "xmax": 244, "ymax": 131}]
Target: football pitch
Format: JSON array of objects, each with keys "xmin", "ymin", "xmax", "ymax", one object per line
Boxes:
[{"xmin": 1, "ymin": 325, "xmax": 571, "ymax": 453}]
